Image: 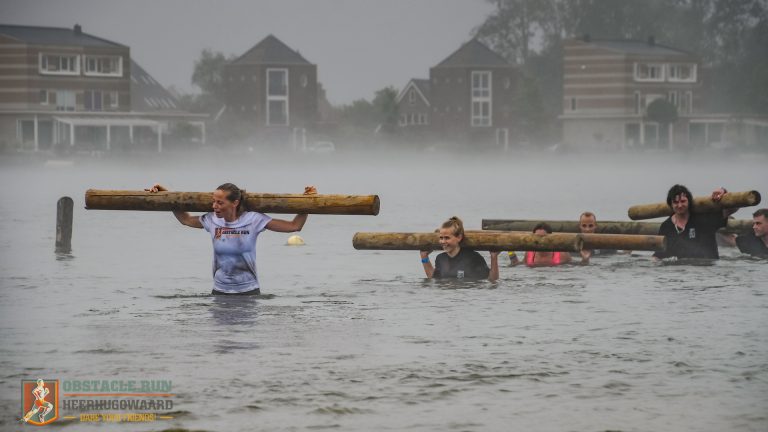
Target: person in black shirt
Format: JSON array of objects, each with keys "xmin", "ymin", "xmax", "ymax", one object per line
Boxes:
[
  {"xmin": 420, "ymin": 216, "xmax": 499, "ymax": 281},
  {"xmin": 652, "ymin": 184, "xmax": 736, "ymax": 260},
  {"xmin": 736, "ymin": 208, "xmax": 768, "ymax": 259}
]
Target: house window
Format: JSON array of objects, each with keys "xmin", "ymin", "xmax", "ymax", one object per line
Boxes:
[
  {"xmin": 399, "ymin": 114, "xmax": 407, "ymax": 126},
  {"xmin": 107, "ymin": 91, "xmax": 119, "ymax": 108},
  {"xmin": 300, "ymin": 74, "xmax": 308, "ymax": 88},
  {"xmin": 267, "ymin": 69, "xmax": 289, "ymax": 125},
  {"xmin": 39, "ymin": 53, "xmax": 80, "ymax": 75},
  {"xmin": 668, "ymin": 64, "xmax": 696, "ymax": 82},
  {"xmin": 681, "ymin": 91, "xmax": 693, "ymax": 114},
  {"xmin": 634, "ymin": 63, "xmax": 664, "ymax": 82},
  {"xmin": 571, "ymin": 98, "xmax": 577, "ymax": 111},
  {"xmin": 39, "ymin": 89, "xmax": 48, "ymax": 105},
  {"xmin": 83, "ymin": 55, "xmax": 122, "ymax": 77},
  {"xmin": 56, "ymin": 90, "xmax": 76, "ymax": 111},
  {"xmin": 84, "ymin": 90, "xmax": 103, "ymax": 111},
  {"xmin": 503, "ymin": 77, "xmax": 511, "ymax": 89},
  {"xmin": 408, "ymin": 89, "xmax": 416, "ymax": 105},
  {"xmin": 471, "ymin": 70, "xmax": 492, "ymax": 127},
  {"xmin": 668, "ymin": 91, "xmax": 679, "ymax": 108},
  {"xmin": 634, "ymin": 91, "xmax": 642, "ymax": 114},
  {"xmin": 409, "ymin": 113, "xmax": 415, "ymax": 124}
]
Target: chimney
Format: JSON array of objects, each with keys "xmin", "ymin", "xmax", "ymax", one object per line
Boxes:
[
  {"xmin": 647, "ymin": 35, "xmax": 655, "ymax": 46},
  {"xmin": 74, "ymin": 24, "xmax": 82, "ymax": 35},
  {"xmin": 582, "ymin": 33, "xmax": 591, "ymax": 43}
]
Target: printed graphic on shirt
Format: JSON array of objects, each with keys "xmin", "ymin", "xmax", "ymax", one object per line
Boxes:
[{"xmin": 214, "ymin": 227, "xmax": 251, "ymax": 239}]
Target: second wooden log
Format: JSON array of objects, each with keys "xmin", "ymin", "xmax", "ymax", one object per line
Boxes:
[
  {"xmin": 580, "ymin": 233, "xmax": 665, "ymax": 252},
  {"xmin": 352, "ymin": 231, "xmax": 583, "ymax": 252},
  {"xmin": 628, "ymin": 190, "xmax": 761, "ymax": 220},
  {"xmin": 481, "ymin": 219, "xmax": 754, "ymax": 235}
]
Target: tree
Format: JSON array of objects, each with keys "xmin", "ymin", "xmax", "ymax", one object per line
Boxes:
[
  {"xmin": 371, "ymin": 86, "xmax": 399, "ymax": 132},
  {"xmin": 646, "ymin": 98, "xmax": 678, "ymax": 125},
  {"xmin": 191, "ymin": 49, "xmax": 234, "ymax": 104},
  {"xmin": 338, "ymin": 86, "xmax": 399, "ymax": 133},
  {"xmin": 475, "ymin": 0, "xmax": 558, "ymax": 65}
]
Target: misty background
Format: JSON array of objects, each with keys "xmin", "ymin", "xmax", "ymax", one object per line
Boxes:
[
  {"xmin": 0, "ymin": 0, "xmax": 493, "ymax": 105},
  {"xmin": 3, "ymin": 0, "xmax": 766, "ymax": 153}
]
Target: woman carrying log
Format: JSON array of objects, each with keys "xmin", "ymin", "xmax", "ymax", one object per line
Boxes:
[
  {"xmin": 146, "ymin": 182, "xmax": 316, "ymax": 295},
  {"xmin": 420, "ymin": 216, "xmax": 499, "ymax": 281},
  {"xmin": 525, "ymin": 223, "xmax": 572, "ymax": 267}
]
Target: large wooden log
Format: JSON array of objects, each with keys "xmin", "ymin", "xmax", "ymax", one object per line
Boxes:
[
  {"xmin": 580, "ymin": 233, "xmax": 665, "ymax": 252},
  {"xmin": 481, "ymin": 219, "xmax": 754, "ymax": 235},
  {"xmin": 627, "ymin": 190, "xmax": 761, "ymax": 220},
  {"xmin": 85, "ymin": 189, "xmax": 380, "ymax": 215},
  {"xmin": 470, "ymin": 230, "xmax": 665, "ymax": 252},
  {"xmin": 352, "ymin": 232, "xmax": 583, "ymax": 252}
]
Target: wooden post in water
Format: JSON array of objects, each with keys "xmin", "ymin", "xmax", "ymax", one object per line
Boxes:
[
  {"xmin": 352, "ymin": 231, "xmax": 583, "ymax": 252},
  {"xmin": 85, "ymin": 189, "xmax": 380, "ymax": 215},
  {"xmin": 627, "ymin": 190, "xmax": 761, "ymax": 220},
  {"xmin": 481, "ymin": 219, "xmax": 755, "ymax": 235},
  {"xmin": 56, "ymin": 196, "xmax": 74, "ymax": 253}
]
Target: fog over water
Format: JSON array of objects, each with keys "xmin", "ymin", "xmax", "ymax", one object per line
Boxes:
[{"xmin": 0, "ymin": 150, "xmax": 766, "ymax": 431}]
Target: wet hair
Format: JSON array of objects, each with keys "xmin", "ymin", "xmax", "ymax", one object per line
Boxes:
[
  {"xmin": 216, "ymin": 183, "xmax": 244, "ymax": 212},
  {"xmin": 532, "ymin": 222, "xmax": 553, "ymax": 234},
  {"xmin": 579, "ymin": 211, "xmax": 596, "ymax": 222},
  {"xmin": 754, "ymin": 208, "xmax": 768, "ymax": 219},
  {"xmin": 441, "ymin": 216, "xmax": 465, "ymax": 242},
  {"xmin": 666, "ymin": 184, "xmax": 694, "ymax": 211}
]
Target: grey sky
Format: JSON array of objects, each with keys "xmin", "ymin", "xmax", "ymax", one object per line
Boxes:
[{"xmin": 1, "ymin": 0, "xmax": 493, "ymax": 105}]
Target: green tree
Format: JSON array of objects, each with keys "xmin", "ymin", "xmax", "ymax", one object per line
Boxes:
[
  {"xmin": 371, "ymin": 86, "xmax": 399, "ymax": 132},
  {"xmin": 646, "ymin": 98, "xmax": 678, "ymax": 125},
  {"xmin": 475, "ymin": 0, "xmax": 558, "ymax": 65},
  {"xmin": 338, "ymin": 86, "xmax": 399, "ymax": 133},
  {"xmin": 191, "ymin": 49, "xmax": 234, "ymax": 104}
]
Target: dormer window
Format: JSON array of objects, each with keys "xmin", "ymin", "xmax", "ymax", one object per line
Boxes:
[
  {"xmin": 39, "ymin": 53, "xmax": 80, "ymax": 75},
  {"xmin": 84, "ymin": 55, "xmax": 122, "ymax": 77}
]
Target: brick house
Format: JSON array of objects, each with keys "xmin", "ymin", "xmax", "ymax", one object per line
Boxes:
[
  {"xmin": 396, "ymin": 78, "xmax": 430, "ymax": 130},
  {"xmin": 0, "ymin": 23, "xmax": 204, "ymax": 152},
  {"xmin": 427, "ymin": 39, "xmax": 519, "ymax": 149},
  {"xmin": 223, "ymin": 35, "xmax": 317, "ymax": 148},
  {"xmin": 559, "ymin": 36, "xmax": 768, "ymax": 151}
]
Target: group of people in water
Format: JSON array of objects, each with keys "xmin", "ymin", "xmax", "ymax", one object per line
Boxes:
[{"xmin": 147, "ymin": 182, "xmax": 768, "ymax": 293}]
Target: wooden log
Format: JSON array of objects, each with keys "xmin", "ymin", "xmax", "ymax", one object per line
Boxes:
[
  {"xmin": 627, "ymin": 190, "xmax": 761, "ymax": 220},
  {"xmin": 85, "ymin": 189, "xmax": 380, "ymax": 215},
  {"xmin": 580, "ymin": 233, "xmax": 665, "ymax": 252},
  {"xmin": 481, "ymin": 219, "xmax": 755, "ymax": 235},
  {"xmin": 56, "ymin": 196, "xmax": 74, "ymax": 254},
  {"xmin": 352, "ymin": 232, "xmax": 583, "ymax": 252}
]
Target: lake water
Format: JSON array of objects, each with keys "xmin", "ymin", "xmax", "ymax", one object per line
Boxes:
[{"xmin": 1, "ymin": 150, "xmax": 766, "ymax": 431}]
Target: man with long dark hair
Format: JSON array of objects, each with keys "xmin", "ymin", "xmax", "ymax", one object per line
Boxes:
[{"xmin": 652, "ymin": 184, "xmax": 735, "ymax": 260}]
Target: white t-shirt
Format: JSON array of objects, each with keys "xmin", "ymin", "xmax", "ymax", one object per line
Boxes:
[{"xmin": 200, "ymin": 211, "xmax": 272, "ymax": 293}]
